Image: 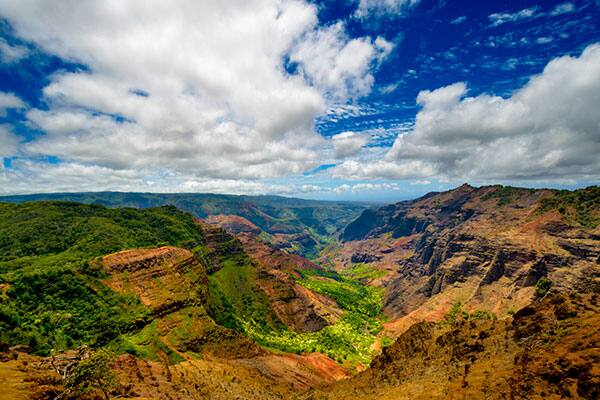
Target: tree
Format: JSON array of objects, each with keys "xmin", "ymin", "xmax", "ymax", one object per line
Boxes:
[{"xmin": 63, "ymin": 349, "xmax": 118, "ymax": 400}]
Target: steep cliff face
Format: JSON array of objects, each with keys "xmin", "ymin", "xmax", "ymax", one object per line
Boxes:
[
  {"xmin": 333, "ymin": 185, "xmax": 599, "ymax": 335},
  {"xmin": 306, "ymin": 292, "xmax": 600, "ymax": 400}
]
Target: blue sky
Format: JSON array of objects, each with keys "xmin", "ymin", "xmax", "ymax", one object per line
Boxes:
[{"xmin": 0, "ymin": 0, "xmax": 599, "ymax": 201}]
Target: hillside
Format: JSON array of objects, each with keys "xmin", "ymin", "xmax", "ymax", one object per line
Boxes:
[
  {"xmin": 305, "ymin": 291, "xmax": 599, "ymax": 399},
  {"xmin": 0, "ymin": 192, "xmax": 369, "ymax": 259},
  {"xmin": 0, "ymin": 200, "xmax": 377, "ymax": 398},
  {"xmin": 0, "ymin": 202, "xmax": 204, "ymax": 355},
  {"xmin": 325, "ymin": 184, "xmax": 599, "ymax": 339}
]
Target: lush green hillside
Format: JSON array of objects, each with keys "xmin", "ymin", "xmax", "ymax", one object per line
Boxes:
[
  {"xmin": 0, "ymin": 200, "xmax": 384, "ymax": 368},
  {"xmin": 0, "ymin": 202, "xmax": 203, "ymax": 355},
  {"xmin": 0, "ymin": 192, "xmax": 369, "ymax": 258},
  {"xmin": 208, "ymin": 261, "xmax": 385, "ymax": 366}
]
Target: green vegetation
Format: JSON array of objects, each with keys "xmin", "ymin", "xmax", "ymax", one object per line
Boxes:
[
  {"xmin": 64, "ymin": 349, "xmax": 118, "ymax": 400},
  {"xmin": 0, "ymin": 201, "xmax": 203, "ymax": 355},
  {"xmin": 207, "ymin": 262, "xmax": 385, "ymax": 366},
  {"xmin": 535, "ymin": 278, "xmax": 552, "ymax": 298},
  {"xmin": 0, "ymin": 199, "xmax": 385, "ymax": 366},
  {"xmin": 481, "ymin": 185, "xmax": 536, "ymax": 207},
  {"xmin": 380, "ymin": 335, "xmax": 393, "ymax": 348},
  {"xmin": 208, "ymin": 259, "xmax": 284, "ymax": 333},
  {"xmin": 0, "ymin": 192, "xmax": 368, "ymax": 258},
  {"xmin": 0, "ymin": 202, "xmax": 202, "ymax": 274},
  {"xmin": 339, "ymin": 262, "xmax": 387, "ymax": 282},
  {"xmin": 537, "ymin": 186, "xmax": 599, "ymax": 228},
  {"xmin": 1, "ymin": 269, "xmax": 148, "ymax": 356},
  {"xmin": 444, "ymin": 302, "xmax": 496, "ymax": 324},
  {"xmin": 108, "ymin": 320, "xmax": 184, "ymax": 364},
  {"xmin": 297, "ymin": 270, "xmax": 383, "ymax": 318}
]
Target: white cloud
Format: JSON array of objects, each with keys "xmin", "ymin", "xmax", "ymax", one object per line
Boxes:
[
  {"xmin": 290, "ymin": 22, "xmax": 393, "ymax": 99},
  {"xmin": 0, "ymin": 125, "xmax": 20, "ymax": 156},
  {"xmin": 379, "ymin": 82, "xmax": 398, "ymax": 94},
  {"xmin": 333, "ymin": 43, "xmax": 600, "ymax": 182},
  {"xmin": 550, "ymin": 2, "xmax": 576, "ymax": 16},
  {"xmin": 0, "ymin": 0, "xmax": 392, "ymax": 192},
  {"xmin": 0, "ymin": 158, "xmax": 304, "ymax": 196},
  {"xmin": 0, "ymin": 92, "xmax": 25, "ymax": 115},
  {"xmin": 0, "ymin": 38, "xmax": 28, "ymax": 63},
  {"xmin": 354, "ymin": 0, "xmax": 420, "ymax": 18},
  {"xmin": 488, "ymin": 2, "xmax": 577, "ymax": 27},
  {"xmin": 331, "ymin": 131, "xmax": 370, "ymax": 159},
  {"xmin": 488, "ymin": 6, "xmax": 539, "ymax": 27},
  {"xmin": 536, "ymin": 36, "xmax": 553, "ymax": 45},
  {"xmin": 334, "ymin": 182, "xmax": 400, "ymax": 193},
  {"xmin": 450, "ymin": 16, "xmax": 467, "ymax": 25}
]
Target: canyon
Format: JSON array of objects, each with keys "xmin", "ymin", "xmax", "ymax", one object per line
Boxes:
[{"xmin": 0, "ymin": 184, "xmax": 598, "ymax": 399}]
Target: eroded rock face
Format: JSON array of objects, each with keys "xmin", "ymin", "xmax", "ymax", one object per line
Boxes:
[
  {"xmin": 197, "ymin": 218, "xmax": 343, "ymax": 333},
  {"xmin": 100, "ymin": 246, "xmax": 208, "ymax": 312},
  {"xmin": 334, "ymin": 185, "xmax": 600, "ymax": 331},
  {"xmin": 306, "ymin": 292, "xmax": 600, "ymax": 400},
  {"xmin": 234, "ymin": 232, "xmax": 343, "ymax": 332}
]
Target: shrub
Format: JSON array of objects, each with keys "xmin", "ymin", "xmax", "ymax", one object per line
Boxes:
[
  {"xmin": 535, "ymin": 278, "xmax": 552, "ymax": 298},
  {"xmin": 64, "ymin": 349, "xmax": 118, "ymax": 399}
]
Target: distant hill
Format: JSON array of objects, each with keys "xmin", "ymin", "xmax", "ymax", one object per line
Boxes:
[{"xmin": 0, "ymin": 192, "xmax": 370, "ymax": 258}]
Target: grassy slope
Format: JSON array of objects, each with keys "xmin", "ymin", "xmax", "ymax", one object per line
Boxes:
[
  {"xmin": 537, "ymin": 186, "xmax": 600, "ymax": 228},
  {"xmin": 0, "ymin": 201, "xmax": 203, "ymax": 355},
  {"xmin": 208, "ymin": 258, "xmax": 385, "ymax": 366}
]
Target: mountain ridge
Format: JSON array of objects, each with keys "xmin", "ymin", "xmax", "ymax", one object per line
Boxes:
[{"xmin": 0, "ymin": 192, "xmax": 371, "ymax": 259}]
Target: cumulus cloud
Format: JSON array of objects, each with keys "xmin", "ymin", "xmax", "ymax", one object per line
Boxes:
[
  {"xmin": 331, "ymin": 131, "xmax": 370, "ymax": 158},
  {"xmin": 354, "ymin": 0, "xmax": 420, "ymax": 18},
  {"xmin": 0, "ymin": 157, "xmax": 320, "ymax": 196},
  {"xmin": 290, "ymin": 22, "xmax": 393, "ymax": 99},
  {"xmin": 0, "ymin": 125, "xmax": 20, "ymax": 156},
  {"xmin": 0, "ymin": 0, "xmax": 391, "ymax": 190},
  {"xmin": 333, "ymin": 43, "xmax": 600, "ymax": 182}
]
